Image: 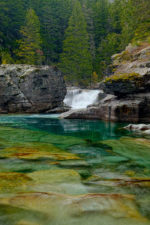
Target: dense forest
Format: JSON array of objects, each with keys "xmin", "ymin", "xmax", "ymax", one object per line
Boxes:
[{"xmin": 0, "ymin": 0, "xmax": 150, "ymax": 85}]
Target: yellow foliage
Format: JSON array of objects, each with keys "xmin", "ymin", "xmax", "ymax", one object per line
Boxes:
[
  {"xmin": 1, "ymin": 52, "xmax": 14, "ymax": 64},
  {"xmin": 91, "ymin": 72, "xmax": 99, "ymax": 83}
]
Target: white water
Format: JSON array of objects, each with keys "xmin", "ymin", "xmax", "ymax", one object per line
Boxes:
[{"xmin": 64, "ymin": 87, "xmax": 102, "ymax": 109}]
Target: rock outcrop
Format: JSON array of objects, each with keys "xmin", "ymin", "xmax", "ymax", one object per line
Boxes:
[
  {"xmin": 0, "ymin": 64, "xmax": 66, "ymax": 113},
  {"xmin": 61, "ymin": 42, "xmax": 150, "ymax": 122},
  {"xmin": 124, "ymin": 124, "xmax": 150, "ymax": 134}
]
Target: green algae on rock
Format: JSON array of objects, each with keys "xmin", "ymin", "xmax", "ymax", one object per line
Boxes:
[
  {"xmin": 102, "ymin": 137, "xmax": 150, "ymax": 169},
  {"xmin": 28, "ymin": 169, "xmax": 81, "ymax": 184},
  {"xmin": 0, "ymin": 172, "xmax": 32, "ymax": 193},
  {"xmin": 0, "ymin": 145, "xmax": 80, "ymax": 161}
]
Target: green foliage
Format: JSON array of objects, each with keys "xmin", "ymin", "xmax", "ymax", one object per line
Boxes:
[
  {"xmin": 17, "ymin": 9, "xmax": 44, "ymax": 65},
  {"xmin": 95, "ymin": 33, "xmax": 121, "ymax": 77},
  {"xmin": 0, "ymin": 0, "xmax": 150, "ymax": 84},
  {"xmin": 94, "ymin": 0, "xmax": 150, "ymax": 76},
  {"xmin": 0, "ymin": 0, "xmax": 26, "ymax": 56},
  {"xmin": 133, "ymin": 22, "xmax": 150, "ymax": 43},
  {"xmin": 59, "ymin": 0, "xmax": 93, "ymax": 86}
]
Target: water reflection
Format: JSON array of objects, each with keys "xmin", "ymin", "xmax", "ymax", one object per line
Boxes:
[{"xmin": 0, "ymin": 114, "xmax": 128, "ymax": 140}]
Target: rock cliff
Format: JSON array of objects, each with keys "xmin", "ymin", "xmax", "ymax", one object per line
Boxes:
[
  {"xmin": 61, "ymin": 42, "xmax": 150, "ymax": 122},
  {"xmin": 0, "ymin": 64, "xmax": 66, "ymax": 113}
]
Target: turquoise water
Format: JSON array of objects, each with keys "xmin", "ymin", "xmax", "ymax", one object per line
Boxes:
[{"xmin": 0, "ymin": 115, "xmax": 149, "ymax": 225}]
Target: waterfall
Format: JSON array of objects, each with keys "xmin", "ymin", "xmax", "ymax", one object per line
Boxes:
[{"xmin": 64, "ymin": 87, "xmax": 102, "ymax": 109}]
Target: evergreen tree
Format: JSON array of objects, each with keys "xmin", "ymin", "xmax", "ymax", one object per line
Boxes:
[
  {"xmin": 130, "ymin": 0, "xmax": 150, "ymax": 43},
  {"xmin": 40, "ymin": 0, "xmax": 72, "ymax": 64},
  {"xmin": 59, "ymin": 0, "xmax": 93, "ymax": 86},
  {"xmin": 0, "ymin": 0, "xmax": 26, "ymax": 62},
  {"xmin": 93, "ymin": 0, "xmax": 110, "ymax": 48},
  {"xmin": 17, "ymin": 8, "xmax": 43, "ymax": 64},
  {"xmin": 81, "ymin": 0, "xmax": 96, "ymax": 60},
  {"xmin": 0, "ymin": 0, "xmax": 150, "ymax": 81},
  {"xmin": 92, "ymin": 0, "xmax": 110, "ymax": 76}
]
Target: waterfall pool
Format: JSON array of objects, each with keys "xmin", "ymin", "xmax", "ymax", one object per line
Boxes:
[{"xmin": 0, "ymin": 114, "xmax": 150, "ymax": 225}]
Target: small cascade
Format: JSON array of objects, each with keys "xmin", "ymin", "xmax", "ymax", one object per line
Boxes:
[{"xmin": 64, "ymin": 87, "xmax": 102, "ymax": 109}]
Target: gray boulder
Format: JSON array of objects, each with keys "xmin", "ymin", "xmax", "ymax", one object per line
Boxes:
[{"xmin": 0, "ymin": 64, "xmax": 66, "ymax": 113}]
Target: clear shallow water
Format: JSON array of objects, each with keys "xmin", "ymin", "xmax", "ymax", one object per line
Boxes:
[{"xmin": 0, "ymin": 115, "xmax": 150, "ymax": 225}]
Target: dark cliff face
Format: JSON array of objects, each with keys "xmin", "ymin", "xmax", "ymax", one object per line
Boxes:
[{"xmin": 0, "ymin": 65, "xmax": 66, "ymax": 113}]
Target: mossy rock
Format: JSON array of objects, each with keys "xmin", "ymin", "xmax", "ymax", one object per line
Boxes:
[{"xmin": 104, "ymin": 72, "xmax": 141, "ymax": 83}]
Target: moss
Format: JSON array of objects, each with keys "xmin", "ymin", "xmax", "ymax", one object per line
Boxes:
[
  {"xmin": 104, "ymin": 72, "xmax": 141, "ymax": 83},
  {"xmin": 120, "ymin": 50, "xmax": 133, "ymax": 61},
  {"xmin": 113, "ymin": 51, "xmax": 133, "ymax": 62}
]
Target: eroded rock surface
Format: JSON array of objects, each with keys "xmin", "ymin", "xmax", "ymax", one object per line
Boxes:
[{"xmin": 0, "ymin": 64, "xmax": 66, "ymax": 113}]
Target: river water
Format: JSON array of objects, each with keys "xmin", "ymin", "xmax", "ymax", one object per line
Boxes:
[{"xmin": 0, "ymin": 114, "xmax": 150, "ymax": 225}]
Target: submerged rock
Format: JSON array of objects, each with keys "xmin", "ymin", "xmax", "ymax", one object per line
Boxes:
[
  {"xmin": 0, "ymin": 145, "xmax": 80, "ymax": 161},
  {"xmin": 102, "ymin": 137, "xmax": 150, "ymax": 168},
  {"xmin": 0, "ymin": 64, "xmax": 66, "ymax": 113},
  {"xmin": 0, "ymin": 172, "xmax": 32, "ymax": 193},
  {"xmin": 28, "ymin": 169, "xmax": 87, "ymax": 195},
  {"xmin": 0, "ymin": 192, "xmax": 149, "ymax": 225}
]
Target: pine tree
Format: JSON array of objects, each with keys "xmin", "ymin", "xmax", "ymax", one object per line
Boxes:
[
  {"xmin": 93, "ymin": 0, "xmax": 110, "ymax": 48},
  {"xmin": 40, "ymin": 0, "xmax": 72, "ymax": 64},
  {"xmin": 17, "ymin": 8, "xmax": 43, "ymax": 65},
  {"xmin": 59, "ymin": 0, "xmax": 93, "ymax": 86}
]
